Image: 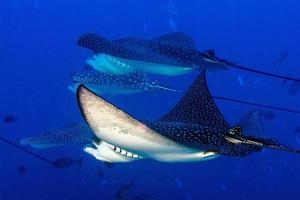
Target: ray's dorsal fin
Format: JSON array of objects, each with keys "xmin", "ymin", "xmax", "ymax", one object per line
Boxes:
[
  {"xmin": 160, "ymin": 71, "xmax": 230, "ymax": 131},
  {"xmin": 153, "ymin": 32, "xmax": 196, "ymax": 50}
]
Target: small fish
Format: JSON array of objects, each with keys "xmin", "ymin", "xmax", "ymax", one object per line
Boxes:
[
  {"xmin": 274, "ymin": 50, "xmax": 289, "ymax": 68},
  {"xmin": 18, "ymin": 165, "xmax": 27, "ymax": 174},
  {"xmin": 52, "ymin": 157, "xmax": 82, "ymax": 168},
  {"xmin": 3, "ymin": 115, "xmax": 17, "ymax": 124},
  {"xmin": 261, "ymin": 111, "xmax": 276, "ymax": 120},
  {"xmin": 115, "ymin": 181, "xmax": 135, "ymax": 200}
]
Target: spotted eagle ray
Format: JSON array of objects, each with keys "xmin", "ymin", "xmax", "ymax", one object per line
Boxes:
[
  {"xmin": 18, "ymin": 110, "xmax": 265, "ymax": 150},
  {"xmin": 77, "ymin": 71, "xmax": 300, "ymax": 163},
  {"xmin": 68, "ymin": 71, "xmax": 179, "ymax": 95},
  {"xmin": 78, "ymin": 32, "xmax": 227, "ymax": 76},
  {"xmin": 79, "ymin": 32, "xmax": 300, "ymax": 83}
]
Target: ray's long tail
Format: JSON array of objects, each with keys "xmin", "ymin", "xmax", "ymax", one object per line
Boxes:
[
  {"xmin": 202, "ymin": 52, "xmax": 300, "ymax": 83},
  {"xmin": 245, "ymin": 136, "xmax": 300, "ymax": 154},
  {"xmin": 225, "ymin": 130, "xmax": 300, "ymax": 155}
]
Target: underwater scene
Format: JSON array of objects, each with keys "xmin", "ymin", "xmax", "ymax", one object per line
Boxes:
[{"xmin": 1, "ymin": 0, "xmax": 300, "ymax": 200}]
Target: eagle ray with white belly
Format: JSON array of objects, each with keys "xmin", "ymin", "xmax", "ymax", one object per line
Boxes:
[
  {"xmin": 77, "ymin": 71, "xmax": 300, "ymax": 163},
  {"xmin": 78, "ymin": 32, "xmax": 300, "ymax": 83},
  {"xmin": 78, "ymin": 32, "xmax": 226, "ymax": 76}
]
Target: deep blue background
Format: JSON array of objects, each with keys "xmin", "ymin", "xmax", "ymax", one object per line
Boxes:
[{"xmin": 1, "ymin": 0, "xmax": 300, "ymax": 199}]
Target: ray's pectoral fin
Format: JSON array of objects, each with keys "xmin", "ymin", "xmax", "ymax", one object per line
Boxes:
[{"xmin": 160, "ymin": 70, "xmax": 230, "ymax": 131}]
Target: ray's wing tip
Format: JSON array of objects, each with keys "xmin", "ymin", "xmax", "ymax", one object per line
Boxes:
[
  {"xmin": 76, "ymin": 84, "xmax": 88, "ymax": 96},
  {"xmin": 19, "ymin": 138, "xmax": 27, "ymax": 145},
  {"xmin": 77, "ymin": 32, "xmax": 98, "ymax": 46},
  {"xmin": 76, "ymin": 84, "xmax": 92, "ymax": 107},
  {"xmin": 76, "ymin": 84, "xmax": 95, "ymax": 128}
]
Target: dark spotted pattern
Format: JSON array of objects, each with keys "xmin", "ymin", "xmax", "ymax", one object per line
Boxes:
[
  {"xmin": 145, "ymin": 121, "xmax": 262, "ymax": 156},
  {"xmin": 153, "ymin": 32, "xmax": 196, "ymax": 49},
  {"xmin": 160, "ymin": 71, "xmax": 230, "ymax": 131},
  {"xmin": 152, "ymin": 71, "xmax": 300, "ymax": 156},
  {"xmin": 146, "ymin": 121, "xmax": 224, "ymax": 149},
  {"xmin": 20, "ymin": 123, "xmax": 93, "ymax": 146},
  {"xmin": 72, "ymin": 71, "xmax": 146, "ymax": 87},
  {"xmin": 77, "ymin": 32, "xmax": 222, "ymax": 70},
  {"xmin": 72, "ymin": 71, "xmax": 176, "ymax": 93}
]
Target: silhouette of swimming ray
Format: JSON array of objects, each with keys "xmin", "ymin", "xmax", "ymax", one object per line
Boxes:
[
  {"xmin": 236, "ymin": 110, "xmax": 265, "ymax": 136},
  {"xmin": 160, "ymin": 71, "xmax": 230, "ymax": 131},
  {"xmin": 0, "ymin": 136, "xmax": 54, "ymax": 165}
]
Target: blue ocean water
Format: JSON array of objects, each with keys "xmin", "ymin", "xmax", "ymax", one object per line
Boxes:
[{"xmin": 1, "ymin": 0, "xmax": 300, "ymax": 199}]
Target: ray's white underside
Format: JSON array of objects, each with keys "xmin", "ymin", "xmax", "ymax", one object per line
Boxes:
[
  {"xmin": 78, "ymin": 86, "xmax": 219, "ymax": 163},
  {"xmin": 86, "ymin": 53, "xmax": 195, "ymax": 76}
]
